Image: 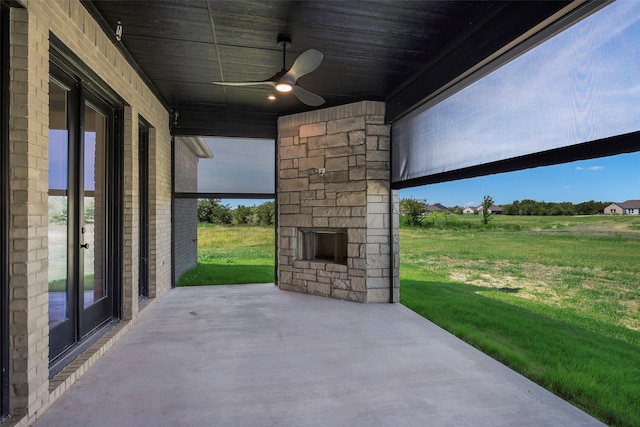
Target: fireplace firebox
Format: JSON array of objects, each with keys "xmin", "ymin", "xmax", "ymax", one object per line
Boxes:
[{"xmin": 298, "ymin": 228, "xmax": 347, "ymax": 265}]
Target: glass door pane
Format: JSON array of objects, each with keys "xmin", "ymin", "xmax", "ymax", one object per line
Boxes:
[
  {"xmin": 82, "ymin": 103, "xmax": 106, "ymax": 308},
  {"xmin": 48, "ymin": 81, "xmax": 69, "ymax": 327}
]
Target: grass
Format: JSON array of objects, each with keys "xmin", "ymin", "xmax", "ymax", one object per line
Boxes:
[
  {"xmin": 48, "ymin": 222, "xmax": 97, "ymax": 289},
  {"xmin": 400, "ymin": 215, "xmax": 640, "ymax": 427},
  {"xmin": 49, "ymin": 275, "xmax": 95, "ymax": 292},
  {"xmin": 176, "ymin": 224, "xmax": 275, "ymax": 286},
  {"xmin": 401, "ymin": 215, "xmax": 640, "ymax": 332}
]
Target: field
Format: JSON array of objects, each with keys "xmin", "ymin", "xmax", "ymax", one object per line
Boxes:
[
  {"xmin": 179, "ymin": 216, "xmax": 640, "ymax": 426},
  {"xmin": 176, "ymin": 224, "xmax": 275, "ymax": 286},
  {"xmin": 401, "ymin": 214, "xmax": 640, "ymax": 427},
  {"xmin": 402, "ymin": 215, "xmax": 640, "ymax": 332}
]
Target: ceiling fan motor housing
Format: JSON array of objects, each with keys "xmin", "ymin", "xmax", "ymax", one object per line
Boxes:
[{"xmin": 277, "ymin": 33, "xmax": 291, "ymax": 49}]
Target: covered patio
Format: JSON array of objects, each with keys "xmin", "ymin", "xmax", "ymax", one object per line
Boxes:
[
  {"xmin": 3, "ymin": 1, "xmax": 638, "ymax": 424},
  {"xmin": 35, "ymin": 284, "xmax": 602, "ymax": 427}
]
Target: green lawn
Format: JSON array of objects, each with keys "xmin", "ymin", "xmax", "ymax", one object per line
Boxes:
[
  {"xmin": 178, "ymin": 216, "xmax": 640, "ymax": 426},
  {"xmin": 176, "ymin": 224, "xmax": 275, "ymax": 286},
  {"xmin": 400, "ymin": 215, "xmax": 640, "ymax": 427}
]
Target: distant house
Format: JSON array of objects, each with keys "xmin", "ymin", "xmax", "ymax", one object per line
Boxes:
[
  {"xmin": 425, "ymin": 203, "xmax": 448, "ymax": 213},
  {"xmin": 476, "ymin": 204, "xmax": 503, "ymax": 215},
  {"xmin": 490, "ymin": 205, "xmax": 503, "ymax": 214},
  {"xmin": 604, "ymin": 200, "xmax": 640, "ymax": 215},
  {"xmin": 463, "ymin": 207, "xmax": 475, "ymax": 215}
]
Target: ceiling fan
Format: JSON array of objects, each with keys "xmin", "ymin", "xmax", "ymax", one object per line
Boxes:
[{"xmin": 212, "ymin": 34, "xmax": 325, "ymax": 107}]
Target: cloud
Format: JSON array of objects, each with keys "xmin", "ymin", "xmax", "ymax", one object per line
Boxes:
[{"xmin": 576, "ymin": 166, "xmax": 604, "ymax": 171}]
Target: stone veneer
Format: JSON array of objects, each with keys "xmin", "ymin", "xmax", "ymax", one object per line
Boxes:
[{"xmin": 277, "ymin": 101, "xmax": 399, "ymax": 303}]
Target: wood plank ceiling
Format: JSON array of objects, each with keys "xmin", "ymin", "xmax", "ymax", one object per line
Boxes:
[{"xmin": 84, "ymin": 1, "xmax": 572, "ymax": 137}]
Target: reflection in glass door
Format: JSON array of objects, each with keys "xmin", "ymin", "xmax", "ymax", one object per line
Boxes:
[
  {"xmin": 80, "ymin": 100, "xmax": 112, "ymax": 338},
  {"xmin": 48, "ymin": 79, "xmax": 70, "ymax": 333},
  {"xmin": 83, "ymin": 104, "xmax": 106, "ymax": 309}
]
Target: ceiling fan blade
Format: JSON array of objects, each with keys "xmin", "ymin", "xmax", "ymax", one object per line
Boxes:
[
  {"xmin": 286, "ymin": 49, "xmax": 323, "ymax": 82},
  {"xmin": 291, "ymin": 85, "xmax": 325, "ymax": 106},
  {"xmin": 212, "ymin": 81, "xmax": 275, "ymax": 88}
]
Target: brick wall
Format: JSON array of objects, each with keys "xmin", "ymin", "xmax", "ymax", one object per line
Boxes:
[
  {"xmin": 174, "ymin": 199, "xmax": 198, "ymax": 281},
  {"xmin": 8, "ymin": 6, "xmax": 50, "ymax": 419},
  {"xmin": 277, "ymin": 101, "xmax": 399, "ymax": 303},
  {"xmin": 121, "ymin": 107, "xmax": 138, "ymax": 320},
  {"xmin": 6, "ymin": 0, "xmax": 172, "ymax": 423},
  {"xmin": 148, "ymin": 126, "xmax": 172, "ymax": 299},
  {"xmin": 173, "ymin": 140, "xmax": 199, "ymax": 280}
]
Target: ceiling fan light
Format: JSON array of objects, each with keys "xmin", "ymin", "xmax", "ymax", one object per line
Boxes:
[{"xmin": 275, "ymin": 82, "xmax": 293, "ymax": 92}]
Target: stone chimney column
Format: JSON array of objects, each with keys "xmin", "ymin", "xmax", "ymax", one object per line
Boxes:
[{"xmin": 277, "ymin": 101, "xmax": 399, "ymax": 303}]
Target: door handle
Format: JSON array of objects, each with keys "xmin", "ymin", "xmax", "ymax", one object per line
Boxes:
[{"xmin": 80, "ymin": 243, "xmax": 90, "ymax": 249}]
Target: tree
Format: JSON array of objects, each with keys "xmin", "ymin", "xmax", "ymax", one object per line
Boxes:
[
  {"xmin": 233, "ymin": 204, "xmax": 254, "ymax": 225},
  {"xmin": 576, "ymin": 200, "xmax": 609, "ymax": 215},
  {"xmin": 450, "ymin": 205, "xmax": 464, "ymax": 215},
  {"xmin": 502, "ymin": 202, "xmax": 517, "ymax": 215},
  {"xmin": 400, "ymin": 198, "xmax": 427, "ymax": 227},
  {"xmin": 481, "ymin": 195, "xmax": 494, "ymax": 225},
  {"xmin": 255, "ymin": 201, "xmax": 275, "ymax": 226},
  {"xmin": 197, "ymin": 198, "xmax": 232, "ymax": 224}
]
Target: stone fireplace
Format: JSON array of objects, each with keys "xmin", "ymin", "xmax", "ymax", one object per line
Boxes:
[{"xmin": 277, "ymin": 101, "xmax": 399, "ymax": 303}]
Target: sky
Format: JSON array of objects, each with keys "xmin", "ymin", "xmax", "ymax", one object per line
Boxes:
[
  {"xmin": 399, "ymin": 151, "xmax": 640, "ymax": 208},
  {"xmin": 49, "ymin": 130, "xmax": 97, "ymax": 191}
]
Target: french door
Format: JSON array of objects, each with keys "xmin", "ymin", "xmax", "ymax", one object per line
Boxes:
[{"xmin": 48, "ymin": 65, "xmax": 117, "ymax": 361}]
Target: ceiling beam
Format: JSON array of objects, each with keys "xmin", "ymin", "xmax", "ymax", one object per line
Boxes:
[{"xmin": 171, "ymin": 107, "xmax": 278, "ymax": 139}]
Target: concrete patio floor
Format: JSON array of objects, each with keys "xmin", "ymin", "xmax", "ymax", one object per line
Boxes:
[{"xmin": 35, "ymin": 284, "xmax": 604, "ymax": 427}]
